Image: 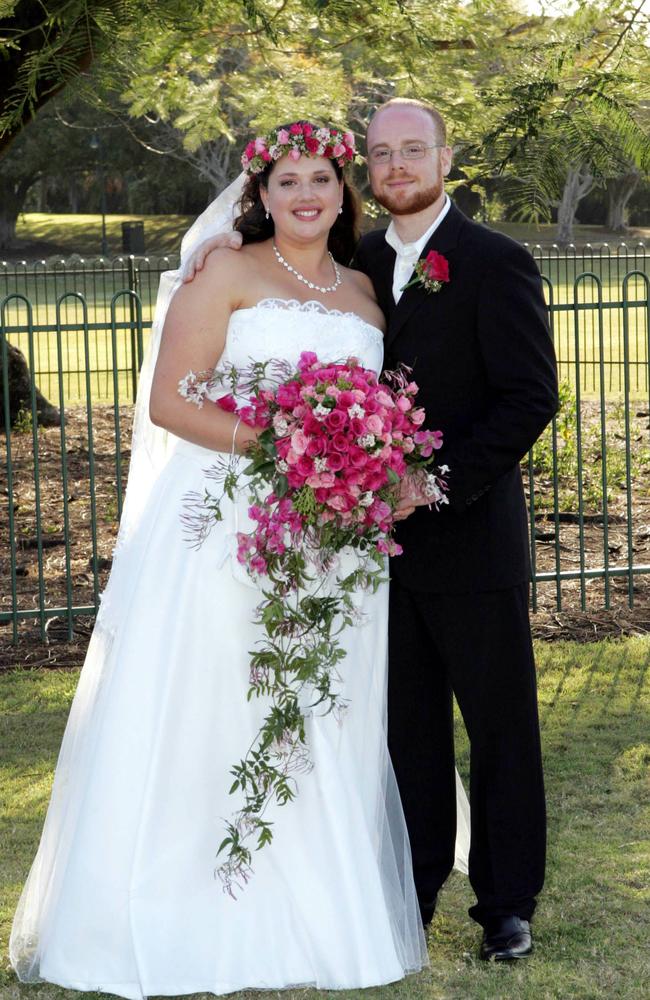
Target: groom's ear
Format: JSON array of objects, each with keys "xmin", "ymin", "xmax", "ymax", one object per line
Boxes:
[{"xmin": 441, "ymin": 146, "xmax": 453, "ymax": 177}]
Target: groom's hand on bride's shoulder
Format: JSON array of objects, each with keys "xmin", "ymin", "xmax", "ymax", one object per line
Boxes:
[{"xmin": 182, "ymin": 232, "xmax": 243, "ymax": 282}]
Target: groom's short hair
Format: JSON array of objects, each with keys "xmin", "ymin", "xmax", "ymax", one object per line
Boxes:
[{"xmin": 370, "ymin": 98, "xmax": 447, "ymax": 145}]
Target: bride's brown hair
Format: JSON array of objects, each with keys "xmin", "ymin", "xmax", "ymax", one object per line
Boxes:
[{"xmin": 234, "ymin": 122, "xmax": 361, "ymax": 265}]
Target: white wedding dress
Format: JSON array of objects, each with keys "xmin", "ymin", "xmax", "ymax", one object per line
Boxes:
[{"xmin": 10, "ymin": 299, "xmax": 469, "ymax": 999}]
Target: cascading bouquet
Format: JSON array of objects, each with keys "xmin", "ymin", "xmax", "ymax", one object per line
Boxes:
[{"xmin": 179, "ymin": 351, "xmax": 448, "ymax": 895}]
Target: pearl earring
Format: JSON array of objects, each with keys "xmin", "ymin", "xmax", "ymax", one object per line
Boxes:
[
  {"xmin": 338, "ymin": 206, "xmax": 343, "ymax": 215},
  {"xmin": 265, "ymin": 211, "xmax": 270, "ymax": 220}
]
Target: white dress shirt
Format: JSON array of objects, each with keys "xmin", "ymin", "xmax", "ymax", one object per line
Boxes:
[{"xmin": 384, "ymin": 195, "xmax": 451, "ymax": 303}]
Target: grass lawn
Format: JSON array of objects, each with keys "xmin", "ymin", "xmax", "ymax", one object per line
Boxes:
[
  {"xmin": 1, "ymin": 638, "xmax": 649, "ymax": 1000},
  {"xmin": 12, "ymin": 214, "xmax": 192, "ymax": 259}
]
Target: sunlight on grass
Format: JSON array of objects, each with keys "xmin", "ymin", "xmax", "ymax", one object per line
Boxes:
[
  {"xmin": 1, "ymin": 638, "xmax": 648, "ymax": 999},
  {"xmin": 14, "ymin": 214, "xmax": 193, "ymax": 257}
]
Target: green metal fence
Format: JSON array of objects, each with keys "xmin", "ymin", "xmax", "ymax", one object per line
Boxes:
[{"xmin": 1, "ymin": 249, "xmax": 650, "ymax": 644}]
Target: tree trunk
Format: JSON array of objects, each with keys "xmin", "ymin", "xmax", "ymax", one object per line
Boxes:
[
  {"xmin": 606, "ymin": 171, "xmax": 640, "ymax": 232},
  {"xmin": 555, "ymin": 165, "xmax": 595, "ymax": 245},
  {"xmin": 0, "ymin": 342, "xmax": 61, "ymax": 429},
  {"xmin": 0, "ymin": 173, "xmax": 39, "ymax": 249}
]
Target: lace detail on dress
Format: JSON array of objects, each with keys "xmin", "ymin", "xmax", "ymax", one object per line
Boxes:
[{"xmin": 250, "ymin": 298, "xmax": 383, "ymax": 337}]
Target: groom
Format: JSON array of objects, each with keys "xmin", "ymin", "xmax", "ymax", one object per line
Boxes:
[
  {"xmin": 186, "ymin": 98, "xmax": 558, "ymax": 960},
  {"xmin": 356, "ymin": 98, "xmax": 558, "ymax": 961}
]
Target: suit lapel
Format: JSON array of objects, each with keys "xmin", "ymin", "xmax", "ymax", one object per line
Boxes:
[
  {"xmin": 368, "ymin": 236, "xmax": 397, "ymax": 320},
  {"xmin": 384, "ymin": 202, "xmax": 466, "ymax": 352}
]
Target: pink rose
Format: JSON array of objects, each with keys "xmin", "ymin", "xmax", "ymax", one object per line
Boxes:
[
  {"xmin": 349, "ymin": 446, "xmax": 369, "ymax": 468},
  {"xmin": 306, "ymin": 436, "xmax": 326, "ymax": 457},
  {"xmin": 331, "ymin": 431, "xmax": 350, "ymax": 453},
  {"xmin": 366, "ymin": 413, "xmax": 384, "ymax": 435},
  {"xmin": 277, "ymin": 129, "xmax": 290, "ymax": 145},
  {"xmin": 254, "ymin": 137, "xmax": 267, "ymax": 154},
  {"xmin": 288, "ymin": 148, "xmax": 301, "ymax": 161},
  {"xmin": 376, "ymin": 390, "xmax": 394, "ymax": 408},
  {"xmin": 325, "ymin": 410, "xmax": 346, "ymax": 433},
  {"xmin": 296, "ymin": 455, "xmax": 314, "ymax": 476},
  {"xmin": 332, "ymin": 142, "xmax": 346, "ymax": 158},
  {"xmin": 290, "ymin": 429, "xmax": 309, "ymax": 455},
  {"xmin": 326, "ymin": 453, "xmax": 344, "ymax": 472}
]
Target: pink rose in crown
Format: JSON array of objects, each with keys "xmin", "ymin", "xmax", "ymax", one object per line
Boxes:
[
  {"xmin": 288, "ymin": 148, "xmax": 301, "ymax": 161},
  {"xmin": 277, "ymin": 129, "xmax": 291, "ymax": 145}
]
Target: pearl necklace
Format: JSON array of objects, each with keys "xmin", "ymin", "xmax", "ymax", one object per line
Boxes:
[{"xmin": 273, "ymin": 243, "xmax": 342, "ymax": 294}]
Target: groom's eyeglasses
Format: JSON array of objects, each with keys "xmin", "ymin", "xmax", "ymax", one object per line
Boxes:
[{"xmin": 369, "ymin": 143, "xmax": 445, "ymax": 165}]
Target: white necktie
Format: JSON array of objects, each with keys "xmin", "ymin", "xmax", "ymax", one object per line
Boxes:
[{"xmin": 393, "ymin": 244, "xmax": 420, "ymax": 303}]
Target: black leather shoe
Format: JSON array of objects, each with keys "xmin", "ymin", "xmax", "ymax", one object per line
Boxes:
[{"xmin": 479, "ymin": 916, "xmax": 533, "ymax": 961}]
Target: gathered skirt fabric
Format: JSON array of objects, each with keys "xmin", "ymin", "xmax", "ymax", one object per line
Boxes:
[{"xmin": 10, "ymin": 440, "xmax": 429, "ymax": 998}]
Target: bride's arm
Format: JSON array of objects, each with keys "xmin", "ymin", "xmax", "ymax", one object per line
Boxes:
[{"xmin": 149, "ymin": 249, "xmax": 257, "ymax": 454}]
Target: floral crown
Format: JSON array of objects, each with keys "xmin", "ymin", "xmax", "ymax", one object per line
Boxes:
[{"xmin": 241, "ymin": 122, "xmax": 356, "ymax": 175}]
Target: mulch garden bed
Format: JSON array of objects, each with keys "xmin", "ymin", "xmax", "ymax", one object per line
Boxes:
[{"xmin": 3, "ymin": 404, "xmax": 650, "ymax": 671}]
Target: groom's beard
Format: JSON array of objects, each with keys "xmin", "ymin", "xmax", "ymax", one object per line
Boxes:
[{"xmin": 371, "ymin": 176, "xmax": 444, "ymax": 216}]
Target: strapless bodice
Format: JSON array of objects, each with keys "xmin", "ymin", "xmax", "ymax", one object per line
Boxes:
[{"xmin": 220, "ymin": 298, "xmax": 384, "ymax": 373}]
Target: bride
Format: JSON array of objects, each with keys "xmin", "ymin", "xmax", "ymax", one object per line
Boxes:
[{"xmin": 10, "ymin": 121, "xmax": 468, "ymax": 999}]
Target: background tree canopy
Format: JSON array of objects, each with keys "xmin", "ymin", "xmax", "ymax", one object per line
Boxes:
[{"xmin": 1, "ymin": 0, "xmax": 648, "ymax": 244}]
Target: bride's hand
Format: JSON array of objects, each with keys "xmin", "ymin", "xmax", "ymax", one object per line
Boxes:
[
  {"xmin": 393, "ymin": 469, "xmax": 430, "ymax": 521},
  {"xmin": 182, "ymin": 231, "xmax": 244, "ymax": 282}
]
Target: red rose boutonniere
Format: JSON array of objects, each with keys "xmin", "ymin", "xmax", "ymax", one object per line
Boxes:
[{"xmin": 401, "ymin": 250, "xmax": 450, "ymax": 294}]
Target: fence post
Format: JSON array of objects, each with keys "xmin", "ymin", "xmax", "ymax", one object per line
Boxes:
[{"xmin": 128, "ymin": 255, "xmax": 139, "ymax": 402}]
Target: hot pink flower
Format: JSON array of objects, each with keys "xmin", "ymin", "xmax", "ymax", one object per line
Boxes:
[
  {"xmin": 298, "ymin": 351, "xmax": 319, "ymax": 369},
  {"xmin": 331, "ymin": 431, "xmax": 350, "ymax": 453},
  {"xmin": 216, "ymin": 394, "xmax": 238, "ymax": 413},
  {"xmin": 325, "ymin": 410, "xmax": 347, "ymax": 433}
]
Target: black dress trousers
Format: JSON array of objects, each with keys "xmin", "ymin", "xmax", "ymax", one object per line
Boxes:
[{"xmin": 387, "ymin": 577, "xmax": 546, "ymax": 925}]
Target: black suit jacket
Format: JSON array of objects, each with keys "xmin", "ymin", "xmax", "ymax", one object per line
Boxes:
[{"xmin": 355, "ymin": 203, "xmax": 559, "ymax": 594}]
